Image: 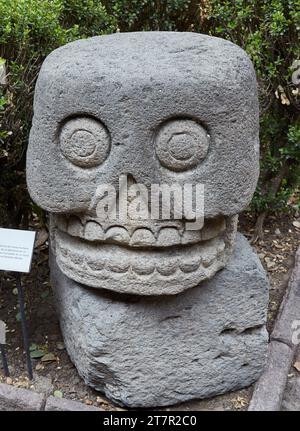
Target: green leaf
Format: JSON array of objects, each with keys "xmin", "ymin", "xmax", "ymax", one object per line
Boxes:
[
  {"xmin": 30, "ymin": 349, "xmax": 45, "ymax": 359},
  {"xmin": 29, "ymin": 343, "xmax": 37, "ymax": 351},
  {"xmin": 41, "ymin": 353, "xmax": 56, "ymax": 362},
  {"xmin": 53, "ymin": 390, "xmax": 63, "ymax": 398}
]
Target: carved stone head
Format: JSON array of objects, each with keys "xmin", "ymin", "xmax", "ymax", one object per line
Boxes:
[{"xmin": 27, "ymin": 32, "xmax": 259, "ymax": 295}]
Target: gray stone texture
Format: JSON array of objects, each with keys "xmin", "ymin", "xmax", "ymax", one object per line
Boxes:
[
  {"xmin": 282, "ymin": 347, "xmax": 300, "ymax": 411},
  {"xmin": 26, "ymin": 32, "xmax": 267, "ymax": 406},
  {"xmin": 0, "ymin": 383, "xmax": 103, "ymax": 411},
  {"xmin": 45, "ymin": 396, "xmax": 103, "ymax": 411},
  {"xmin": 282, "ymin": 374, "xmax": 300, "ymax": 411},
  {"xmin": 248, "ymin": 341, "xmax": 294, "ymax": 411},
  {"xmin": 27, "ymin": 32, "xmax": 259, "ymax": 295},
  {"xmin": 27, "ymin": 32, "xmax": 259, "ymax": 217},
  {"xmin": 50, "ymin": 234, "xmax": 269, "ymax": 408},
  {"xmin": 271, "ymin": 247, "xmax": 300, "ymax": 347},
  {"xmin": 26, "ymin": 32, "xmax": 259, "ymax": 295},
  {"xmin": 249, "ymin": 246, "xmax": 300, "ymax": 411},
  {"xmin": 0, "ymin": 383, "xmax": 44, "ymax": 411}
]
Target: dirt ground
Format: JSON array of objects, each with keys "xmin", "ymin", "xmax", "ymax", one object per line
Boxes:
[{"xmin": 0, "ymin": 210, "xmax": 299, "ymax": 411}]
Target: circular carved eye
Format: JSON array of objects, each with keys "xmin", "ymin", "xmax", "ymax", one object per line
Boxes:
[
  {"xmin": 59, "ymin": 117, "xmax": 110, "ymax": 168},
  {"xmin": 155, "ymin": 119, "xmax": 209, "ymax": 171}
]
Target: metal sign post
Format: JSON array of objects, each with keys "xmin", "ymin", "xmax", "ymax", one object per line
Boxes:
[
  {"xmin": 15, "ymin": 272, "xmax": 33, "ymax": 380},
  {"xmin": 0, "ymin": 344, "xmax": 9, "ymax": 377},
  {"xmin": 0, "ymin": 319, "xmax": 9, "ymax": 377},
  {"xmin": 0, "ymin": 228, "xmax": 36, "ymax": 380}
]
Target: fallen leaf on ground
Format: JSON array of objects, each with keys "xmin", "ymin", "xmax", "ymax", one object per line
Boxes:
[
  {"xmin": 96, "ymin": 395, "xmax": 110, "ymax": 406},
  {"xmin": 232, "ymin": 396, "xmax": 248, "ymax": 409},
  {"xmin": 35, "ymin": 229, "xmax": 48, "ymax": 248},
  {"xmin": 264, "ymin": 257, "xmax": 276, "ymax": 269},
  {"xmin": 30, "ymin": 349, "xmax": 45, "ymax": 359},
  {"xmin": 35, "ymin": 363, "xmax": 44, "ymax": 371},
  {"xmin": 41, "ymin": 353, "xmax": 56, "ymax": 362}
]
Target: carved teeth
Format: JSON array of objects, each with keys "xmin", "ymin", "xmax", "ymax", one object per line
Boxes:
[
  {"xmin": 156, "ymin": 259, "xmax": 177, "ymax": 276},
  {"xmin": 179, "ymin": 261, "xmax": 200, "ymax": 273},
  {"xmin": 202, "ymin": 238, "xmax": 225, "ymax": 267},
  {"xmin": 52, "ymin": 215, "xmax": 237, "ymax": 295},
  {"xmin": 107, "ymin": 261, "xmax": 130, "ymax": 273},
  {"xmin": 179, "ymin": 253, "xmax": 201, "ymax": 273},
  {"xmin": 156, "ymin": 227, "xmax": 181, "ymax": 247},
  {"xmin": 105, "ymin": 226, "xmax": 130, "ymax": 244},
  {"xmin": 131, "ymin": 259, "xmax": 155, "ymax": 275},
  {"xmin": 68, "ymin": 216, "xmax": 83, "ymax": 237},
  {"xmin": 56, "ymin": 214, "xmax": 227, "ymax": 248},
  {"xmin": 54, "ymin": 227, "xmax": 232, "ymax": 287},
  {"xmin": 84, "ymin": 221, "xmax": 104, "ymax": 241},
  {"xmin": 130, "ymin": 228, "xmax": 156, "ymax": 247}
]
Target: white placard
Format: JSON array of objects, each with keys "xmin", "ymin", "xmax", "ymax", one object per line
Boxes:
[{"xmin": 0, "ymin": 228, "xmax": 36, "ymax": 273}]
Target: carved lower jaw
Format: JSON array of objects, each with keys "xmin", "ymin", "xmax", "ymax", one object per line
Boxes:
[{"xmin": 50, "ymin": 215, "xmax": 238, "ymax": 295}]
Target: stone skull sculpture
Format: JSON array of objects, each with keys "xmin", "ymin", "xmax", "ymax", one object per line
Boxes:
[{"xmin": 27, "ymin": 32, "xmax": 259, "ymax": 295}]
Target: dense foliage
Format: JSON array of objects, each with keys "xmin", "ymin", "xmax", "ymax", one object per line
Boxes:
[
  {"xmin": 0, "ymin": 0, "xmax": 299, "ymax": 233},
  {"xmin": 202, "ymin": 0, "xmax": 300, "ymax": 236}
]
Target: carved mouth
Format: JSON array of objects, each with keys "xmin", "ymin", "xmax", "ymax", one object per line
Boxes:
[{"xmin": 50, "ymin": 214, "xmax": 237, "ymax": 295}]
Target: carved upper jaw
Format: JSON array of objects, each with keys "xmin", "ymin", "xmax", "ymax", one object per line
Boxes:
[{"xmin": 50, "ymin": 214, "xmax": 238, "ymax": 295}]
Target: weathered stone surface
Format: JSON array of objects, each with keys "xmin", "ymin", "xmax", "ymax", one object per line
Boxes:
[
  {"xmin": 249, "ymin": 247, "xmax": 300, "ymax": 411},
  {"xmin": 0, "ymin": 384, "xmax": 44, "ymax": 411},
  {"xmin": 282, "ymin": 348, "xmax": 300, "ymax": 411},
  {"xmin": 271, "ymin": 247, "xmax": 300, "ymax": 347},
  {"xmin": 27, "ymin": 31, "xmax": 259, "ymax": 295},
  {"xmin": 27, "ymin": 32, "xmax": 259, "ymax": 217},
  {"xmin": 248, "ymin": 341, "xmax": 294, "ymax": 411},
  {"xmin": 50, "ymin": 234, "xmax": 269, "ymax": 408},
  {"xmin": 45, "ymin": 396, "xmax": 103, "ymax": 411},
  {"xmin": 282, "ymin": 374, "xmax": 300, "ymax": 411}
]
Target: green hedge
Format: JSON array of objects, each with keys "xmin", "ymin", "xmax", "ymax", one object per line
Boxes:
[
  {"xmin": 0, "ymin": 0, "xmax": 299, "ymax": 228},
  {"xmin": 204, "ymin": 0, "xmax": 300, "ymax": 222}
]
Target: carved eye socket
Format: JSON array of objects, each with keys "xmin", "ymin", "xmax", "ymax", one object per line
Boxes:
[
  {"xmin": 155, "ymin": 119, "xmax": 209, "ymax": 171},
  {"xmin": 59, "ymin": 117, "xmax": 110, "ymax": 168}
]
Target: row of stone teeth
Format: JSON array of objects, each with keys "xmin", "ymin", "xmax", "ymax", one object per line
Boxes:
[
  {"xmin": 54, "ymin": 215, "xmax": 226, "ymax": 247},
  {"xmin": 56, "ymin": 240, "xmax": 226, "ymax": 276}
]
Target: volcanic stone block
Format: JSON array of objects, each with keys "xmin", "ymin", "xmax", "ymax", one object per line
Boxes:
[
  {"xmin": 50, "ymin": 234, "xmax": 269, "ymax": 408},
  {"xmin": 27, "ymin": 32, "xmax": 259, "ymax": 217},
  {"xmin": 27, "ymin": 31, "xmax": 259, "ymax": 295}
]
